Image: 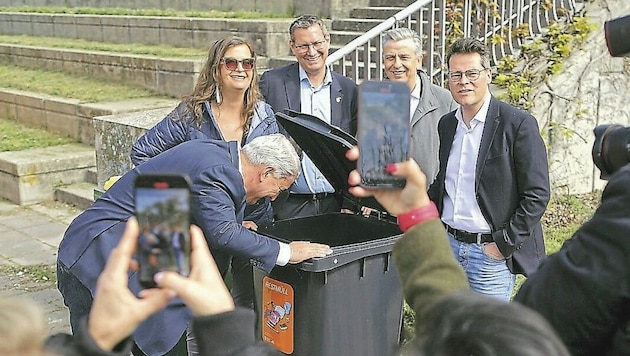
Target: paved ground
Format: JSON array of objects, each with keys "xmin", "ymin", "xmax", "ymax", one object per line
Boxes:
[{"xmin": 0, "ymin": 198, "xmax": 81, "ymax": 335}]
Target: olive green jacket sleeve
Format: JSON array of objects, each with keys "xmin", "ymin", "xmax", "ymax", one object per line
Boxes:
[{"xmin": 393, "ymin": 219, "xmax": 469, "ymax": 329}]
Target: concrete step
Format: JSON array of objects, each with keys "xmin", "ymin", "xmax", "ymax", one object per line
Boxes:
[
  {"xmin": 330, "ymin": 30, "xmax": 364, "ymax": 46},
  {"xmin": 86, "ymin": 168, "xmax": 98, "ymax": 185},
  {"xmin": 0, "ymin": 12, "xmax": 292, "ymax": 58},
  {"xmin": 331, "ymin": 18, "xmax": 385, "ymax": 32},
  {"xmin": 350, "ymin": 7, "xmax": 405, "ymax": 19},
  {"xmin": 0, "ymin": 143, "xmax": 95, "ymax": 205},
  {"xmin": 0, "ymin": 44, "xmax": 203, "ymax": 98},
  {"xmin": 369, "ymin": 0, "xmax": 414, "ymax": 7},
  {"xmin": 0, "ymin": 87, "xmax": 177, "ymax": 145},
  {"xmin": 54, "ymin": 182, "xmax": 96, "ymax": 210}
]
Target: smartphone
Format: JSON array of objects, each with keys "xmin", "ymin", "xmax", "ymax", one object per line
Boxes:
[
  {"xmin": 134, "ymin": 173, "xmax": 192, "ymax": 288},
  {"xmin": 357, "ymin": 80, "xmax": 410, "ymax": 189}
]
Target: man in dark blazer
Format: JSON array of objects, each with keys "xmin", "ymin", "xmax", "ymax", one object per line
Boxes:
[
  {"xmin": 428, "ymin": 38, "xmax": 550, "ymax": 301},
  {"xmin": 56, "ymin": 135, "xmax": 332, "ymax": 356},
  {"xmin": 259, "ymin": 14, "xmax": 358, "ymax": 219}
]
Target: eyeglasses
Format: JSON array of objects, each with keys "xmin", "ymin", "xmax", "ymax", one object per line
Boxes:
[
  {"xmin": 292, "ymin": 39, "xmax": 327, "ymax": 54},
  {"xmin": 448, "ymin": 68, "xmax": 489, "ymax": 82},
  {"xmin": 220, "ymin": 57, "xmax": 255, "ymax": 71}
]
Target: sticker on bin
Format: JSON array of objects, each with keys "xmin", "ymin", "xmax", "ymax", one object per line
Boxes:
[{"xmin": 262, "ymin": 276, "xmax": 294, "ymax": 354}]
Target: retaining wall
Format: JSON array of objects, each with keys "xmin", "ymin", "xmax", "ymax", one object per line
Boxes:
[
  {"xmin": 0, "ymin": 13, "xmax": 293, "ymax": 57},
  {"xmin": 0, "ymin": 0, "xmax": 373, "ymax": 19},
  {"xmin": 0, "ymin": 88, "xmax": 176, "ymax": 145},
  {"xmin": 0, "ymin": 44, "xmax": 203, "ymax": 97}
]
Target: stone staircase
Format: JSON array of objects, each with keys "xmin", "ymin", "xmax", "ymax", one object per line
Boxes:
[
  {"xmin": 0, "ymin": 1, "xmax": 411, "ymax": 209},
  {"xmin": 269, "ymin": 0, "xmax": 411, "ymax": 68}
]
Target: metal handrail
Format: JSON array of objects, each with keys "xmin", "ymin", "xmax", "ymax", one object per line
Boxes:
[{"xmin": 326, "ymin": 0, "xmax": 583, "ymax": 86}]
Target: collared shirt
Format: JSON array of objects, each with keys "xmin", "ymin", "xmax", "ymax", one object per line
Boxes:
[
  {"xmin": 409, "ymin": 74, "xmax": 421, "ymax": 121},
  {"xmin": 289, "ymin": 66, "xmax": 335, "ymax": 194},
  {"xmin": 441, "ymin": 93, "xmax": 492, "ymax": 233}
]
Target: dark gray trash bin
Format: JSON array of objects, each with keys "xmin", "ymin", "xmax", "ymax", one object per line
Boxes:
[{"xmin": 253, "ymin": 110, "xmax": 404, "ymax": 356}]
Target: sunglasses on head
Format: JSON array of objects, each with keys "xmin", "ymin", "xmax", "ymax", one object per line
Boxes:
[{"xmin": 220, "ymin": 57, "xmax": 255, "ymax": 71}]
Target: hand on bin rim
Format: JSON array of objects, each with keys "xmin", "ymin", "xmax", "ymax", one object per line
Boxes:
[
  {"xmin": 155, "ymin": 224, "xmax": 235, "ymax": 317},
  {"xmin": 345, "ymin": 146, "xmax": 432, "ymax": 216},
  {"xmin": 288, "ymin": 241, "xmax": 333, "ymax": 264}
]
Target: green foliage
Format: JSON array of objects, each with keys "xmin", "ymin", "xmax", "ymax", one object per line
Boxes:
[
  {"xmin": 401, "ymin": 302, "xmax": 416, "ymax": 344},
  {"xmin": 0, "ymin": 6, "xmax": 290, "ymax": 18},
  {"xmin": 0, "ymin": 117, "xmax": 76, "ymax": 152},
  {"xmin": 443, "ymin": 1, "xmax": 594, "ymax": 108}
]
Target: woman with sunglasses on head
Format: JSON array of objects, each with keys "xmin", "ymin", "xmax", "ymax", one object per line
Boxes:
[{"xmin": 129, "ymin": 36, "xmax": 278, "ymax": 355}]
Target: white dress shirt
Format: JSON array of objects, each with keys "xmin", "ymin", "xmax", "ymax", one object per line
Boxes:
[{"xmin": 441, "ymin": 93, "xmax": 492, "ymax": 233}]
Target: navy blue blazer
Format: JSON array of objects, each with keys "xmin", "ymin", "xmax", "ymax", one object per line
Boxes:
[
  {"xmin": 428, "ymin": 97, "xmax": 550, "ymax": 276},
  {"xmin": 57, "ymin": 139, "xmax": 281, "ymax": 355},
  {"xmin": 259, "ymin": 62, "xmax": 358, "ymax": 136}
]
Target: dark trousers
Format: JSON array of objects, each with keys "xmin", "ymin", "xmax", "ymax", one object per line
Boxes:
[
  {"xmin": 273, "ymin": 194, "xmax": 340, "ymax": 220},
  {"xmin": 231, "ymin": 255, "xmax": 255, "ymax": 308},
  {"xmin": 57, "ymin": 260, "xmax": 187, "ymax": 355}
]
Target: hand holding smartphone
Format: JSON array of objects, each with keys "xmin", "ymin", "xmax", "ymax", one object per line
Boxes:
[
  {"xmin": 134, "ymin": 173, "xmax": 192, "ymax": 288},
  {"xmin": 357, "ymin": 80, "xmax": 410, "ymax": 189}
]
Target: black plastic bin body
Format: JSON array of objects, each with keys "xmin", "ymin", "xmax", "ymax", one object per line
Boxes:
[{"xmin": 254, "ymin": 212, "xmax": 404, "ymax": 356}]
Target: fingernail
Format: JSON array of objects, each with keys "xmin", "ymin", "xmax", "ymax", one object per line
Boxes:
[
  {"xmin": 386, "ymin": 164, "xmax": 397, "ymax": 173},
  {"xmin": 154, "ymin": 272, "xmax": 164, "ymax": 283}
]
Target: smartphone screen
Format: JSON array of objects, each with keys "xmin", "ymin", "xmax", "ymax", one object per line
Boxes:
[
  {"xmin": 134, "ymin": 174, "xmax": 191, "ymax": 288},
  {"xmin": 357, "ymin": 80, "xmax": 410, "ymax": 189}
]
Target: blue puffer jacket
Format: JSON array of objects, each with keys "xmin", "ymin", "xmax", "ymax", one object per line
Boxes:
[{"xmin": 130, "ymin": 99, "xmax": 279, "ymax": 223}]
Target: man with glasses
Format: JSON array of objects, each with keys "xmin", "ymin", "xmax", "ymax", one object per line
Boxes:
[
  {"xmin": 382, "ymin": 28, "xmax": 457, "ymax": 187},
  {"xmin": 427, "ymin": 38, "xmax": 550, "ymax": 301},
  {"xmin": 260, "ymin": 14, "xmax": 358, "ymax": 220}
]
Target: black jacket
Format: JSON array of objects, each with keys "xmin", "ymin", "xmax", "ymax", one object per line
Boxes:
[
  {"xmin": 515, "ymin": 163, "xmax": 630, "ymax": 356},
  {"xmin": 428, "ymin": 97, "xmax": 550, "ymax": 276}
]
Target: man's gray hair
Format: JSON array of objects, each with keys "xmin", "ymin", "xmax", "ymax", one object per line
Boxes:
[
  {"xmin": 382, "ymin": 27, "xmax": 423, "ymax": 57},
  {"xmin": 289, "ymin": 14, "xmax": 329, "ymax": 42},
  {"xmin": 241, "ymin": 134, "xmax": 300, "ymax": 179}
]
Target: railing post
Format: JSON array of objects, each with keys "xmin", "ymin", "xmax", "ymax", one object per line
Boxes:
[{"xmin": 326, "ymin": 0, "xmax": 581, "ymax": 85}]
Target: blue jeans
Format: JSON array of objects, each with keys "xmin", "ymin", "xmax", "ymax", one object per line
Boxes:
[{"xmin": 447, "ymin": 233, "xmax": 515, "ymax": 301}]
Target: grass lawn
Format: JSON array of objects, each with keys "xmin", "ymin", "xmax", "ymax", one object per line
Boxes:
[
  {"xmin": 0, "ymin": 6, "xmax": 292, "ymax": 18},
  {"xmin": 0, "ymin": 63, "xmax": 170, "ymax": 102},
  {"xmin": 0, "ymin": 34, "xmax": 207, "ymax": 58},
  {"xmin": 0, "ymin": 117, "xmax": 76, "ymax": 152}
]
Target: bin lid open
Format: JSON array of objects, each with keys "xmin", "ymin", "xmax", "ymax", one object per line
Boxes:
[{"xmin": 276, "ymin": 110, "xmax": 384, "ymax": 212}]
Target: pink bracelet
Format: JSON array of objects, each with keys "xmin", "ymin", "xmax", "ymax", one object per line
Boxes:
[{"xmin": 397, "ymin": 201, "xmax": 440, "ymax": 232}]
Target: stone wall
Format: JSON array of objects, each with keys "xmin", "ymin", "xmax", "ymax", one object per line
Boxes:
[
  {"xmin": 0, "ymin": 88, "xmax": 176, "ymax": 145},
  {"xmin": 0, "ymin": 44, "xmax": 204, "ymax": 98},
  {"xmin": 93, "ymin": 108, "xmax": 171, "ymax": 187},
  {"xmin": 529, "ymin": 0, "xmax": 630, "ymax": 194},
  {"xmin": 0, "ymin": 13, "xmax": 292, "ymax": 58},
  {"xmin": 0, "ymin": 0, "xmax": 373, "ymax": 19}
]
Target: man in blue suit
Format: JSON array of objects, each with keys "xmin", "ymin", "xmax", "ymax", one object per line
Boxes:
[
  {"xmin": 260, "ymin": 14, "xmax": 358, "ymax": 219},
  {"xmin": 428, "ymin": 38, "xmax": 550, "ymax": 301},
  {"xmin": 56, "ymin": 134, "xmax": 332, "ymax": 356}
]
